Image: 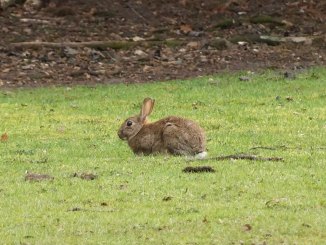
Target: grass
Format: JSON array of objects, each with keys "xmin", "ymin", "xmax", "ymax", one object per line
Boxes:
[{"xmin": 0, "ymin": 68, "xmax": 325, "ymax": 244}]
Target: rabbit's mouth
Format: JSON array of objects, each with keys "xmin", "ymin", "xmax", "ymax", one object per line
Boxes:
[{"xmin": 118, "ymin": 131, "xmax": 127, "ymax": 140}]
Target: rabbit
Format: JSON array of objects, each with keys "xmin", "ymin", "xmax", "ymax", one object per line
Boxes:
[{"xmin": 118, "ymin": 97, "xmax": 207, "ymax": 158}]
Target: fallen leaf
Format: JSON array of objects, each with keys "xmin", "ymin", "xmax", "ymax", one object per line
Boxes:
[
  {"xmin": 1, "ymin": 133, "xmax": 8, "ymax": 142},
  {"xmin": 242, "ymin": 224, "xmax": 252, "ymax": 232},
  {"xmin": 180, "ymin": 24, "xmax": 192, "ymax": 34}
]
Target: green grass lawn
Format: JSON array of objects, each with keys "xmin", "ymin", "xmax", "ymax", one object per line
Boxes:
[{"xmin": 0, "ymin": 68, "xmax": 325, "ymax": 244}]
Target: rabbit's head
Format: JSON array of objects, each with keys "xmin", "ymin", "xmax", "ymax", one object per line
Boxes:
[{"xmin": 118, "ymin": 98, "xmax": 155, "ymax": 140}]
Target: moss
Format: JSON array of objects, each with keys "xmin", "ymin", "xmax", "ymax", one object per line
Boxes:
[
  {"xmin": 209, "ymin": 39, "xmax": 229, "ymax": 50},
  {"xmin": 214, "ymin": 19, "xmax": 236, "ymax": 29},
  {"xmin": 164, "ymin": 40, "xmax": 185, "ymax": 48},
  {"xmin": 250, "ymin": 15, "xmax": 284, "ymax": 26}
]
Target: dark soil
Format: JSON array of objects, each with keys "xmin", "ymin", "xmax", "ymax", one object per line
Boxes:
[
  {"xmin": 183, "ymin": 166, "xmax": 216, "ymax": 173},
  {"xmin": 25, "ymin": 172, "xmax": 54, "ymax": 181},
  {"xmin": 0, "ymin": 0, "xmax": 325, "ymax": 88},
  {"xmin": 72, "ymin": 172, "xmax": 98, "ymax": 180}
]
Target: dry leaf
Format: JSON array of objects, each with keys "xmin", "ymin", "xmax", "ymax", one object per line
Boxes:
[
  {"xmin": 187, "ymin": 41, "xmax": 199, "ymax": 50},
  {"xmin": 180, "ymin": 24, "xmax": 192, "ymax": 34},
  {"xmin": 242, "ymin": 224, "xmax": 252, "ymax": 232},
  {"xmin": 1, "ymin": 133, "xmax": 8, "ymax": 142}
]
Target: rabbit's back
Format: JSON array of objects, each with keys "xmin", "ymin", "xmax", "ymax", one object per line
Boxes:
[
  {"xmin": 128, "ymin": 116, "xmax": 205, "ymax": 156},
  {"xmin": 162, "ymin": 116, "xmax": 206, "ymax": 156}
]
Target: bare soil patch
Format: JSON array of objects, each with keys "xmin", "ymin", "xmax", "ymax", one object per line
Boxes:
[{"xmin": 0, "ymin": 0, "xmax": 325, "ymax": 88}]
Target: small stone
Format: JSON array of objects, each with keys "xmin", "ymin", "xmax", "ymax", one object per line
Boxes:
[
  {"xmin": 21, "ymin": 64, "xmax": 35, "ymax": 70},
  {"xmin": 173, "ymin": 59, "xmax": 183, "ymax": 65},
  {"xmin": 109, "ymin": 33, "xmax": 123, "ymax": 40},
  {"xmin": 2, "ymin": 27, "xmax": 9, "ymax": 33},
  {"xmin": 132, "ymin": 36, "xmax": 145, "ymax": 42},
  {"xmin": 238, "ymin": 41, "xmax": 248, "ymax": 46},
  {"xmin": 189, "ymin": 31, "xmax": 204, "ymax": 37},
  {"xmin": 200, "ymin": 55, "xmax": 208, "ymax": 62},
  {"xmin": 23, "ymin": 28, "xmax": 32, "ymax": 35},
  {"xmin": 64, "ymin": 47, "xmax": 79, "ymax": 56},
  {"xmin": 134, "ymin": 49, "xmax": 147, "ymax": 56},
  {"xmin": 187, "ymin": 41, "xmax": 199, "ymax": 50},
  {"xmin": 179, "ymin": 48, "xmax": 187, "ymax": 53}
]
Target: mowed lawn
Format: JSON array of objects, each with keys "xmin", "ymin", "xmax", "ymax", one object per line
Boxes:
[{"xmin": 0, "ymin": 68, "xmax": 325, "ymax": 244}]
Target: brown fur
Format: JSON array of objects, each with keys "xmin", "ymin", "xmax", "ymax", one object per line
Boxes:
[{"xmin": 118, "ymin": 98, "xmax": 206, "ymax": 156}]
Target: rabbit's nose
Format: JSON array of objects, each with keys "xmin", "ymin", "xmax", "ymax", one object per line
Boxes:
[{"xmin": 118, "ymin": 130, "xmax": 126, "ymax": 140}]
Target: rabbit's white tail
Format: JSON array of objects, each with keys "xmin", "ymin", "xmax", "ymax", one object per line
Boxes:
[{"xmin": 195, "ymin": 151, "xmax": 208, "ymax": 159}]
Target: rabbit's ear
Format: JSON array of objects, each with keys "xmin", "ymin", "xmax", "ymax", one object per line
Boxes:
[{"xmin": 140, "ymin": 97, "xmax": 155, "ymax": 122}]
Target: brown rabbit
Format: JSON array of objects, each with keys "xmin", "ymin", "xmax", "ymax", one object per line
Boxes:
[{"xmin": 118, "ymin": 98, "xmax": 207, "ymax": 158}]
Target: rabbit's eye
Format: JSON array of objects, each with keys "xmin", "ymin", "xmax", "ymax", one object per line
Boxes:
[{"xmin": 126, "ymin": 120, "xmax": 133, "ymax": 126}]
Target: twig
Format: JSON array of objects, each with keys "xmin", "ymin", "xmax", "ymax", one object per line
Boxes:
[
  {"xmin": 250, "ymin": 145, "xmax": 287, "ymax": 150},
  {"xmin": 10, "ymin": 40, "xmax": 185, "ymax": 50},
  {"xmin": 188, "ymin": 153, "xmax": 284, "ymax": 162},
  {"xmin": 126, "ymin": 3, "xmax": 148, "ymax": 24},
  {"xmin": 20, "ymin": 18, "xmax": 51, "ymax": 24}
]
